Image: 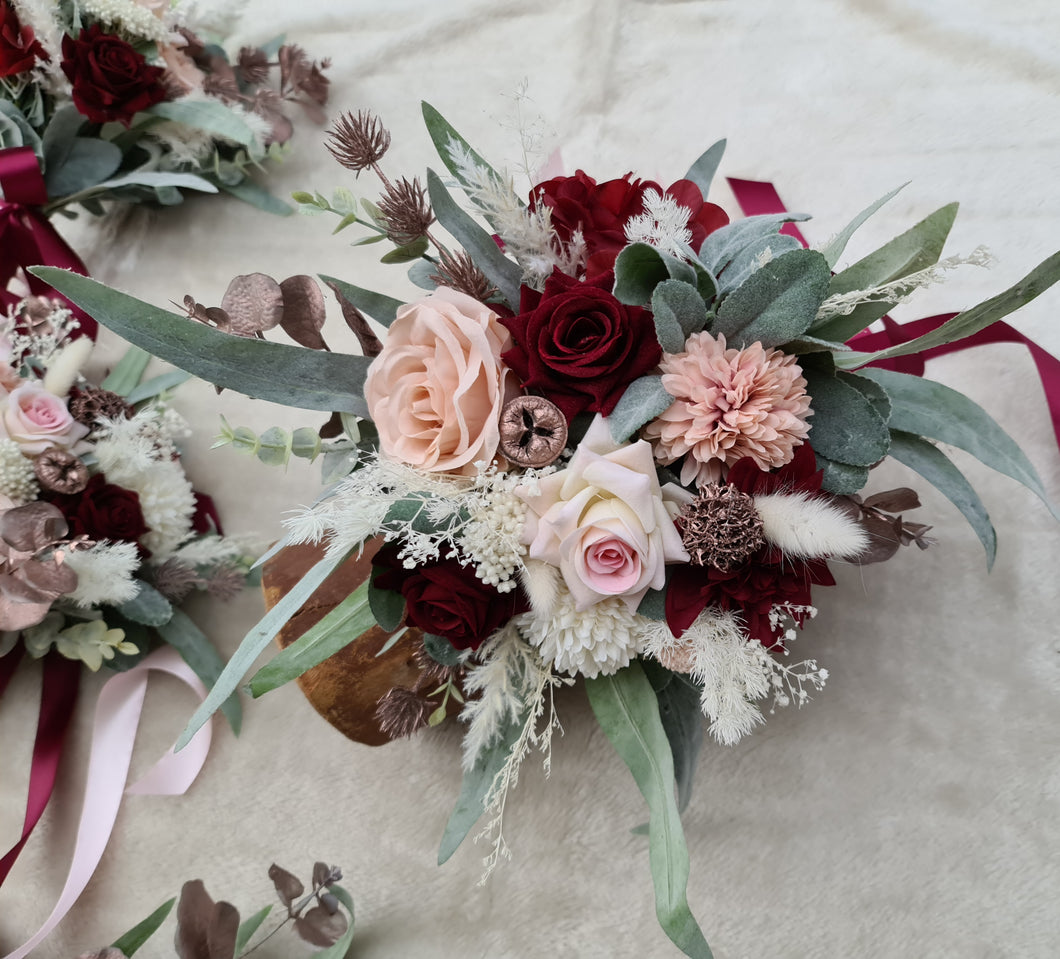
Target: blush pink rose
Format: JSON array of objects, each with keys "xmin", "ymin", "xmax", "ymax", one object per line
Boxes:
[
  {"xmin": 0, "ymin": 382, "xmax": 90, "ymax": 455},
  {"xmin": 364, "ymin": 288, "xmax": 517, "ymax": 475},
  {"xmin": 518, "ymin": 417, "xmax": 690, "ymax": 611}
]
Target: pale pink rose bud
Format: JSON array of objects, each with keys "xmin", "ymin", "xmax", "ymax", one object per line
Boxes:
[{"xmin": 0, "ymin": 383, "xmax": 90, "ymax": 456}]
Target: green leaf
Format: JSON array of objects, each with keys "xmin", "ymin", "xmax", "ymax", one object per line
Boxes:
[
  {"xmin": 802, "ymin": 361, "xmax": 891, "ymax": 466},
  {"xmin": 31, "ymin": 270, "xmax": 372, "ymax": 416},
  {"xmin": 0, "ymin": 100, "xmax": 42, "ymax": 156},
  {"xmin": 837, "ymin": 369, "xmax": 892, "ymax": 424},
  {"xmin": 175, "ymin": 547, "xmax": 353, "ymax": 750},
  {"xmin": 41, "ymin": 104, "xmax": 86, "ymax": 172},
  {"xmin": 860, "ymin": 367, "xmax": 1059, "ymax": 521},
  {"xmin": 697, "ymin": 213, "xmax": 809, "ymax": 295},
  {"xmin": 819, "ymin": 183, "xmax": 908, "ymax": 270},
  {"xmin": 256, "ymin": 426, "xmax": 293, "ymax": 466},
  {"xmin": 643, "ymin": 663, "xmax": 703, "ymax": 814},
  {"xmin": 124, "ymin": 369, "xmax": 192, "ymax": 405},
  {"xmin": 613, "ymin": 244, "xmax": 715, "ymax": 307},
  {"xmin": 234, "ymin": 905, "xmax": 272, "ymax": 954},
  {"xmin": 815, "ymin": 453, "xmax": 870, "ymax": 495},
  {"xmin": 637, "ymin": 586, "xmax": 667, "ymax": 621},
  {"xmin": 683, "ymin": 139, "xmax": 726, "ymax": 198},
  {"xmin": 110, "ymin": 897, "xmax": 176, "ymax": 956},
  {"xmin": 319, "ymin": 274, "xmax": 404, "ymax": 328},
  {"xmin": 101, "ymin": 171, "xmax": 219, "ymax": 193},
  {"xmin": 834, "ymin": 251, "xmax": 1060, "ymax": 368},
  {"xmin": 312, "ymin": 884, "xmax": 356, "ymax": 959},
  {"xmin": 248, "ymin": 579, "xmax": 375, "ymax": 697},
  {"xmin": 368, "ymin": 565, "xmax": 405, "ymax": 632},
  {"xmin": 421, "ymin": 101, "xmax": 520, "ymax": 226},
  {"xmin": 380, "ymin": 235, "xmax": 430, "ymax": 264},
  {"xmin": 118, "ymin": 581, "xmax": 173, "ymax": 628},
  {"xmin": 423, "ymin": 632, "xmax": 463, "ymax": 667},
  {"xmin": 157, "ymin": 608, "xmax": 242, "ymax": 734},
  {"xmin": 408, "ymin": 258, "xmax": 439, "ymax": 291},
  {"xmin": 101, "ymin": 345, "xmax": 152, "ymax": 396},
  {"xmin": 651, "ymin": 280, "xmax": 708, "ymax": 351},
  {"xmin": 44, "ymin": 138, "xmax": 123, "ymax": 198},
  {"xmin": 886, "ymin": 430, "xmax": 997, "ymax": 566},
  {"xmin": 813, "ymin": 203, "xmax": 959, "ymax": 342},
  {"xmin": 586, "ymin": 664, "xmax": 712, "ymax": 959},
  {"xmin": 606, "ymin": 375, "xmax": 674, "ymax": 444},
  {"xmin": 217, "ymin": 177, "xmax": 293, "ymax": 216},
  {"xmin": 438, "ymin": 715, "xmax": 523, "ymax": 864},
  {"xmin": 146, "ymin": 100, "xmax": 258, "ymax": 147},
  {"xmin": 426, "ymin": 168, "xmax": 523, "ymax": 309},
  {"xmin": 713, "ymin": 248, "xmax": 831, "ymax": 349}
]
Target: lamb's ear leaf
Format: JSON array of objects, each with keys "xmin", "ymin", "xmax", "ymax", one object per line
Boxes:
[{"xmin": 30, "ymin": 269, "xmax": 371, "ymax": 415}]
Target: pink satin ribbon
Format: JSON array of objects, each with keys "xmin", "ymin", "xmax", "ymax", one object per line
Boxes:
[
  {"xmin": 0, "ymin": 146, "xmax": 97, "ymax": 338},
  {"xmin": 2, "ymin": 647, "xmax": 213, "ymax": 959},
  {"xmin": 726, "ymin": 177, "xmax": 1060, "ymax": 455}
]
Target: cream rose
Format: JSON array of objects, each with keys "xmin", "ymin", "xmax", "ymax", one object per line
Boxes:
[
  {"xmin": 518, "ymin": 417, "xmax": 690, "ymax": 612},
  {"xmin": 364, "ymin": 287, "xmax": 516, "ymax": 475},
  {"xmin": 0, "ymin": 383, "xmax": 90, "ymax": 455}
]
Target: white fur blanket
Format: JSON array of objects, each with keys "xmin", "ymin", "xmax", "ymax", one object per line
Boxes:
[{"xmin": 2, "ymin": 1, "xmax": 1059, "ymax": 956}]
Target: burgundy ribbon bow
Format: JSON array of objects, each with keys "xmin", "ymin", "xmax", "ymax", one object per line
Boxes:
[{"xmin": 0, "ymin": 146, "xmax": 97, "ymax": 338}]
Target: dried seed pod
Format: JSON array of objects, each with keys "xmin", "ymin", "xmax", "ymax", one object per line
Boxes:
[
  {"xmin": 34, "ymin": 448, "xmax": 89, "ymax": 495},
  {"xmin": 68, "ymin": 386, "xmax": 133, "ymax": 429},
  {"xmin": 679, "ymin": 484, "xmax": 766, "ymax": 571},
  {"xmin": 498, "ymin": 396, "xmax": 568, "ymax": 468}
]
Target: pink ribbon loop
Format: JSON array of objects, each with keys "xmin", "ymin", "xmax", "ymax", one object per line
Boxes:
[{"xmin": 2, "ymin": 647, "xmax": 213, "ymax": 959}]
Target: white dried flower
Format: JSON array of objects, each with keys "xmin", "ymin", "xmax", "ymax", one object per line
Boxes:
[
  {"xmin": 80, "ymin": 0, "xmax": 174, "ymax": 42},
  {"xmin": 0, "ymin": 439, "xmax": 39, "ymax": 503},
  {"xmin": 62, "ymin": 542, "xmax": 140, "ymax": 608},
  {"xmin": 754, "ymin": 491, "xmax": 868, "ymax": 559},
  {"xmin": 624, "ymin": 188, "xmax": 694, "ymax": 257}
]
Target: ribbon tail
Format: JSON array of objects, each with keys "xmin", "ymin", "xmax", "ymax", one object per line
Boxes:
[{"xmin": 0, "ymin": 654, "xmax": 81, "ymax": 889}]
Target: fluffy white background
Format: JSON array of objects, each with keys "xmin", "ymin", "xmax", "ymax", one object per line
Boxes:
[{"xmin": 2, "ymin": 0, "xmax": 1059, "ymax": 956}]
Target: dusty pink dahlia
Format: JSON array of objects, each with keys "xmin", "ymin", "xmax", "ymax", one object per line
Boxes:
[{"xmin": 644, "ymin": 332, "xmax": 812, "ymax": 486}]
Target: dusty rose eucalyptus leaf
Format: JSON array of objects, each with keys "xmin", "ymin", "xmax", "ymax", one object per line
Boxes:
[
  {"xmin": 0, "ymin": 502, "xmax": 69, "ymax": 553},
  {"xmin": 863, "ymin": 487, "xmax": 921, "ymax": 513},
  {"xmin": 268, "ymin": 863, "xmax": 304, "ymax": 909},
  {"xmin": 0, "ymin": 594, "xmax": 54, "ymax": 631},
  {"xmin": 854, "ymin": 512, "xmax": 902, "ymax": 564},
  {"xmin": 279, "ymin": 275, "xmax": 330, "ymax": 351},
  {"xmin": 326, "ymin": 280, "xmax": 383, "ymax": 357},
  {"xmin": 75, "ymin": 949, "xmax": 127, "ymax": 959},
  {"xmin": 11, "ymin": 558, "xmax": 78, "ymax": 602},
  {"xmin": 180, "ymin": 295, "xmax": 231, "ymax": 329},
  {"xmin": 294, "ymin": 904, "xmax": 347, "ymax": 947},
  {"xmin": 205, "ymin": 901, "xmax": 239, "ymax": 959},
  {"xmin": 221, "ymin": 273, "xmax": 284, "ymax": 336},
  {"xmin": 174, "ymin": 880, "xmax": 215, "ymax": 959}
]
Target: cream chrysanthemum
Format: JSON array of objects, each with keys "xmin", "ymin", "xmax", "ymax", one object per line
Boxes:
[{"xmin": 644, "ymin": 332, "xmax": 812, "ymax": 485}]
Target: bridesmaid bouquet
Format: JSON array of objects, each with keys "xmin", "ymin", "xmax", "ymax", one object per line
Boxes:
[{"xmin": 35, "ymin": 102, "xmax": 1060, "ymax": 958}]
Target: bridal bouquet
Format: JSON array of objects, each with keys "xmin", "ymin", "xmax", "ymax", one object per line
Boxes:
[
  {"xmin": 35, "ymin": 103, "xmax": 1060, "ymax": 958},
  {"xmin": 0, "ymin": 297, "xmax": 249, "ymax": 707},
  {"xmin": 0, "ymin": 0, "xmax": 328, "ymax": 219}
]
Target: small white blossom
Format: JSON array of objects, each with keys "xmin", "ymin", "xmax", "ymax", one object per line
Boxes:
[{"xmin": 624, "ymin": 188, "xmax": 694, "ymax": 258}]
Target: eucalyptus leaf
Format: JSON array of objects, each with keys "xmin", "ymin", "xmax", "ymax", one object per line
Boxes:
[
  {"xmin": 606, "ymin": 375, "xmax": 673, "ymax": 444},
  {"xmin": 644, "ymin": 662, "xmax": 703, "ymax": 814},
  {"xmin": 834, "ymin": 251, "xmax": 1060, "ymax": 368},
  {"xmin": 819, "ymin": 183, "xmax": 908, "ymax": 270},
  {"xmin": 118, "ymin": 581, "xmax": 173, "ymax": 628},
  {"xmin": 438, "ymin": 715, "xmax": 523, "ymax": 864},
  {"xmin": 651, "ymin": 280, "xmax": 709, "ymax": 351},
  {"xmin": 219, "ymin": 177, "xmax": 293, "ymax": 216},
  {"xmin": 101, "ymin": 345, "xmax": 151, "ymax": 396},
  {"xmin": 319, "ymin": 274, "xmax": 404, "ymax": 328},
  {"xmin": 614, "ymin": 244, "xmax": 714, "ymax": 307},
  {"xmin": 99, "ymin": 171, "xmax": 219, "ymax": 193},
  {"xmin": 380, "ymin": 235, "xmax": 429, "ymax": 264},
  {"xmin": 713, "ymin": 248, "xmax": 831, "ymax": 349},
  {"xmin": 697, "ymin": 212, "xmax": 810, "ymax": 294},
  {"xmin": 801, "ymin": 361, "xmax": 891, "ymax": 466},
  {"xmin": 408, "ymin": 258, "xmax": 439, "ymax": 290},
  {"xmin": 111, "ymin": 897, "xmax": 176, "ymax": 956},
  {"xmin": 422, "ymin": 101, "xmax": 519, "ymax": 225},
  {"xmin": 0, "ymin": 101, "xmax": 41, "ymax": 157},
  {"xmin": 248, "ymin": 579, "xmax": 375, "ymax": 696},
  {"xmin": 426, "ymin": 168, "xmax": 523, "ymax": 309},
  {"xmin": 157, "ymin": 609, "xmax": 242, "ymax": 734},
  {"xmin": 368, "ymin": 565, "xmax": 405, "ymax": 632},
  {"xmin": 44, "ymin": 138, "xmax": 123, "ymax": 199},
  {"xmin": 147, "ymin": 100, "xmax": 258, "ymax": 146},
  {"xmin": 886, "ymin": 430, "xmax": 997, "ymax": 566},
  {"xmin": 637, "ymin": 586, "xmax": 667, "ymax": 621},
  {"xmin": 423, "ymin": 632, "xmax": 463, "ymax": 667},
  {"xmin": 812, "ymin": 203, "xmax": 959, "ymax": 343},
  {"xmin": 586, "ymin": 663, "xmax": 713, "ymax": 959},
  {"xmin": 234, "ymin": 906, "xmax": 272, "ymax": 955},
  {"xmin": 31, "ymin": 270, "xmax": 372, "ymax": 416},
  {"xmin": 815, "ymin": 453, "xmax": 870, "ymax": 495},
  {"xmin": 175, "ymin": 547, "xmax": 354, "ymax": 750},
  {"xmin": 125, "ymin": 369, "xmax": 192, "ymax": 405},
  {"xmin": 311, "ymin": 884, "xmax": 356, "ymax": 959},
  {"xmin": 683, "ymin": 139, "xmax": 726, "ymax": 198},
  {"xmin": 860, "ymin": 367, "xmax": 1059, "ymax": 520},
  {"xmin": 41, "ymin": 105, "xmax": 85, "ymax": 173}
]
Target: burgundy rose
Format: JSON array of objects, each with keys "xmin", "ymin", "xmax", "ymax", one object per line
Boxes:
[
  {"xmin": 0, "ymin": 1, "xmax": 48, "ymax": 77},
  {"xmin": 60, "ymin": 25, "xmax": 167, "ymax": 125},
  {"xmin": 501, "ymin": 269, "xmax": 662, "ymax": 420},
  {"xmin": 43, "ymin": 473, "xmax": 149, "ymax": 550},
  {"xmin": 665, "ymin": 445, "xmax": 836, "ymax": 645},
  {"xmin": 530, "ymin": 170, "xmax": 729, "ymax": 277},
  {"xmin": 373, "ymin": 548, "xmax": 527, "ymax": 651}
]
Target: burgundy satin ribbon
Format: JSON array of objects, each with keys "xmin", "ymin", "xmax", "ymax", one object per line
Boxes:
[
  {"xmin": 0, "ymin": 146, "xmax": 97, "ymax": 338},
  {"xmin": 726, "ymin": 177, "xmax": 1060, "ymax": 454},
  {"xmin": 0, "ymin": 653, "xmax": 81, "ymax": 887}
]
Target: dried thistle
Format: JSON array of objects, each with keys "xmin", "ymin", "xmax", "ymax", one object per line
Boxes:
[
  {"xmin": 429, "ymin": 249, "xmax": 498, "ymax": 302},
  {"xmin": 236, "ymin": 45, "xmax": 270, "ymax": 85},
  {"xmin": 326, "ymin": 110, "xmax": 390, "ymax": 173},
  {"xmin": 151, "ymin": 558, "xmax": 202, "ymax": 603},
  {"xmin": 374, "ymin": 687, "xmax": 430, "ymax": 739},
  {"xmin": 413, "ymin": 644, "xmax": 460, "ymax": 688},
  {"xmin": 377, "ymin": 176, "xmax": 434, "ymax": 245}
]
